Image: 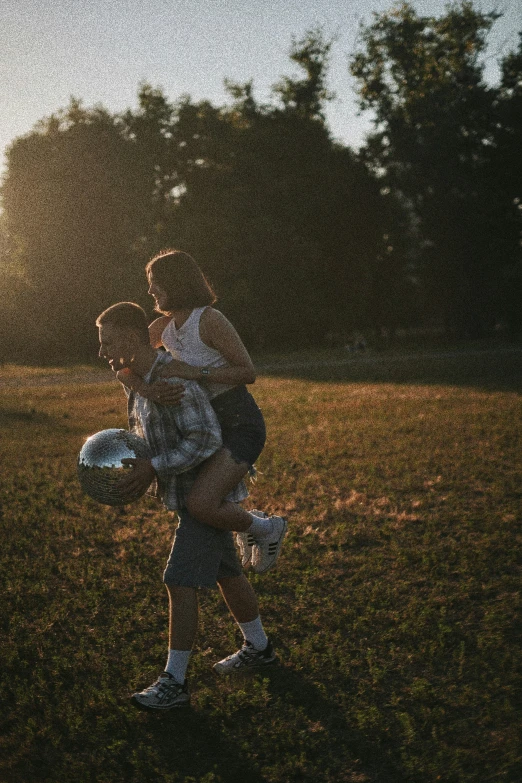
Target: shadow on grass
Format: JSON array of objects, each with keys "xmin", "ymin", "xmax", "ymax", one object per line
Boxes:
[
  {"xmin": 129, "ymin": 662, "xmax": 402, "ymax": 783},
  {"xmin": 120, "ymin": 702, "xmax": 270, "ymax": 783},
  {"xmin": 1, "ymin": 693, "xmax": 268, "ymax": 783},
  {"xmin": 87, "ymin": 661, "xmax": 402, "ymax": 783},
  {"xmin": 263, "ymin": 663, "xmax": 401, "ymax": 783},
  {"xmin": 112, "ymin": 670, "xmax": 400, "ymax": 783},
  {"xmin": 258, "ymin": 347, "xmax": 522, "ymax": 393}
]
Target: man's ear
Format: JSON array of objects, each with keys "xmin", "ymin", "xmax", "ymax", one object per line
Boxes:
[{"xmin": 127, "ymin": 329, "xmax": 142, "ymax": 352}]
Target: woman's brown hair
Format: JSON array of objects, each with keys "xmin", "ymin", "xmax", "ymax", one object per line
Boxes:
[{"xmin": 146, "ymin": 249, "xmax": 217, "ymax": 313}]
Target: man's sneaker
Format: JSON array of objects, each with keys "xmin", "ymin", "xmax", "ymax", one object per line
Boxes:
[
  {"xmin": 130, "ymin": 672, "xmax": 190, "ymax": 711},
  {"xmin": 252, "ymin": 516, "xmax": 288, "ymax": 573},
  {"xmin": 236, "ymin": 509, "xmax": 268, "ymax": 567},
  {"xmin": 213, "ymin": 639, "xmax": 277, "ymax": 675}
]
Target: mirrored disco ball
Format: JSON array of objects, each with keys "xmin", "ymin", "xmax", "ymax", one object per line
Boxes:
[{"xmin": 77, "ymin": 428, "xmax": 152, "ymax": 506}]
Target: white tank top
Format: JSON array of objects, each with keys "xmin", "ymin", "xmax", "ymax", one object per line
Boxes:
[{"xmin": 161, "ymin": 307, "xmax": 234, "ymax": 399}]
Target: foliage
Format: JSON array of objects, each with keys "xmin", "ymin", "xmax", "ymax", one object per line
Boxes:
[
  {"xmin": 271, "ymin": 28, "xmax": 336, "ymax": 121},
  {"xmin": 1, "ymin": 349, "xmax": 521, "ymax": 782},
  {"xmin": 1, "ymin": 100, "xmax": 154, "ymax": 359},
  {"xmin": 126, "ymin": 29, "xmax": 406, "ymax": 348},
  {"xmin": 0, "ymin": 214, "xmax": 29, "ymax": 362},
  {"xmin": 0, "ymin": 30, "xmax": 408, "ymax": 361},
  {"xmin": 1, "ymin": 9, "xmax": 521, "ymax": 360},
  {"xmin": 350, "ymin": 2, "xmax": 522, "ymax": 336},
  {"xmin": 492, "ymin": 33, "xmax": 522, "ymax": 335}
]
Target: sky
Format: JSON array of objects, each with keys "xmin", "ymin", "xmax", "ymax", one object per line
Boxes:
[{"xmin": 0, "ymin": 0, "xmax": 521, "ymax": 175}]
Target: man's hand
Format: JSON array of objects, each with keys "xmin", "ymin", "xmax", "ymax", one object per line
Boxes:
[
  {"xmin": 143, "ymin": 380, "xmax": 185, "ymax": 406},
  {"xmin": 118, "ymin": 458, "xmax": 156, "ymax": 497}
]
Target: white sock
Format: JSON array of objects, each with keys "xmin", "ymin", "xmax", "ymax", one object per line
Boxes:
[
  {"xmin": 239, "ymin": 616, "xmax": 268, "ymax": 651},
  {"xmin": 165, "ymin": 649, "xmax": 192, "ymax": 683},
  {"xmin": 247, "ymin": 514, "xmax": 273, "ymax": 539}
]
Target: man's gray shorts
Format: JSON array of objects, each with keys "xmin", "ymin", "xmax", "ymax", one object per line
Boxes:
[{"xmin": 163, "ymin": 509, "xmax": 243, "ymax": 588}]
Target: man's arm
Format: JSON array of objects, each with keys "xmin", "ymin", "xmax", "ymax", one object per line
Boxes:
[
  {"xmin": 119, "ymin": 377, "xmax": 221, "ymax": 498},
  {"xmin": 147, "ymin": 378, "xmax": 222, "ymax": 480}
]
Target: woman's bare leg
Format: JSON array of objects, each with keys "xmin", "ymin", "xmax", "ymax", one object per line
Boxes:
[{"xmin": 185, "ymin": 448, "xmax": 254, "ymax": 531}]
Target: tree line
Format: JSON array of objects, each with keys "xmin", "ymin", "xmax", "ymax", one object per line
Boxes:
[{"xmin": 1, "ymin": 2, "xmax": 520, "ymax": 362}]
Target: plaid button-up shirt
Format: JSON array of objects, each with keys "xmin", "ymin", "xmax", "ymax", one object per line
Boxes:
[{"xmin": 125, "ymin": 350, "xmax": 247, "ymax": 510}]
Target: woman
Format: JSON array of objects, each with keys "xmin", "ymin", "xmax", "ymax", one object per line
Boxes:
[{"xmin": 118, "ymin": 249, "xmax": 287, "ymax": 573}]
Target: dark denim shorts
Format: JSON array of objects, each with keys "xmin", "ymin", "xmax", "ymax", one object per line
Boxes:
[
  {"xmin": 163, "ymin": 509, "xmax": 242, "ymax": 588},
  {"xmin": 210, "ymin": 385, "xmax": 266, "ymax": 469}
]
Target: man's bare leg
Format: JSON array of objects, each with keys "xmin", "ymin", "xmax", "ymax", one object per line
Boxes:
[
  {"xmin": 130, "ymin": 585, "xmax": 196, "ymax": 709},
  {"xmin": 214, "ymin": 574, "xmax": 276, "ymax": 674},
  {"xmin": 167, "ymin": 585, "xmax": 199, "ymax": 649},
  {"xmin": 217, "ymin": 574, "xmax": 259, "ymax": 623}
]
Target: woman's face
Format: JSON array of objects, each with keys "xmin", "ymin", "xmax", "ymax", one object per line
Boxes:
[{"xmin": 148, "ymin": 275, "xmax": 169, "ymax": 311}]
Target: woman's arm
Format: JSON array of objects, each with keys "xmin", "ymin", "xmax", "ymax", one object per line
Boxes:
[
  {"xmin": 156, "ymin": 308, "xmax": 256, "ymax": 385},
  {"xmin": 199, "ymin": 308, "xmax": 256, "ymax": 385},
  {"xmin": 149, "ymin": 315, "xmax": 172, "ymax": 349},
  {"xmin": 116, "ymin": 367, "xmax": 185, "ymax": 406}
]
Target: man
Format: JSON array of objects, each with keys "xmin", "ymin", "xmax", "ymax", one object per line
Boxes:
[{"xmin": 97, "ymin": 301, "xmax": 278, "ymax": 711}]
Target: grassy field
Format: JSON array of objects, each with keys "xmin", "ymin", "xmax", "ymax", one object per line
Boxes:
[{"xmin": 1, "ymin": 349, "xmax": 521, "ymax": 782}]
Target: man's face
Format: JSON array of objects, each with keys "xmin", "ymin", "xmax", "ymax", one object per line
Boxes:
[{"xmin": 98, "ymin": 324, "xmax": 135, "ymax": 372}]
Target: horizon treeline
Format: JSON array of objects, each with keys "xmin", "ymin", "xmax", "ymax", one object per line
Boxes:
[{"xmin": 1, "ymin": 1, "xmax": 521, "ymax": 362}]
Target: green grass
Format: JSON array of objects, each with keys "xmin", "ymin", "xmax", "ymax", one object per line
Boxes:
[
  {"xmin": 1, "ymin": 351, "xmax": 521, "ymax": 782},
  {"xmin": 0, "ymin": 363, "xmax": 104, "ymax": 379}
]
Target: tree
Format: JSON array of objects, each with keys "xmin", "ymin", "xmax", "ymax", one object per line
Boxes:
[
  {"xmin": 272, "ymin": 28, "xmax": 335, "ymax": 121},
  {"xmin": 1, "ymin": 99, "xmax": 153, "ymax": 359},
  {"xmin": 152, "ymin": 29, "xmax": 407, "ymax": 347},
  {"xmin": 492, "ymin": 34, "xmax": 522, "ymax": 334},
  {"xmin": 0, "ymin": 214, "xmax": 28, "ymax": 362},
  {"xmin": 1, "ymin": 28, "xmax": 412, "ymax": 359},
  {"xmin": 350, "ymin": 1, "xmax": 517, "ymax": 336}
]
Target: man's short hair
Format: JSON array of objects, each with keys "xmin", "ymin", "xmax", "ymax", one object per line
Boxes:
[{"xmin": 96, "ymin": 302, "xmax": 150, "ymax": 344}]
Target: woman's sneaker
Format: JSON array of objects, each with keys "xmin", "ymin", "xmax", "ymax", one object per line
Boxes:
[
  {"xmin": 236, "ymin": 509, "xmax": 267, "ymax": 567},
  {"xmin": 252, "ymin": 516, "xmax": 288, "ymax": 573},
  {"xmin": 213, "ymin": 639, "xmax": 277, "ymax": 674},
  {"xmin": 130, "ymin": 672, "xmax": 190, "ymax": 711}
]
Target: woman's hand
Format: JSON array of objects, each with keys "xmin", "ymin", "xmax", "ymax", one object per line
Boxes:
[
  {"xmin": 158, "ymin": 359, "xmax": 201, "ymax": 381},
  {"xmin": 143, "ymin": 380, "xmax": 185, "ymax": 406}
]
